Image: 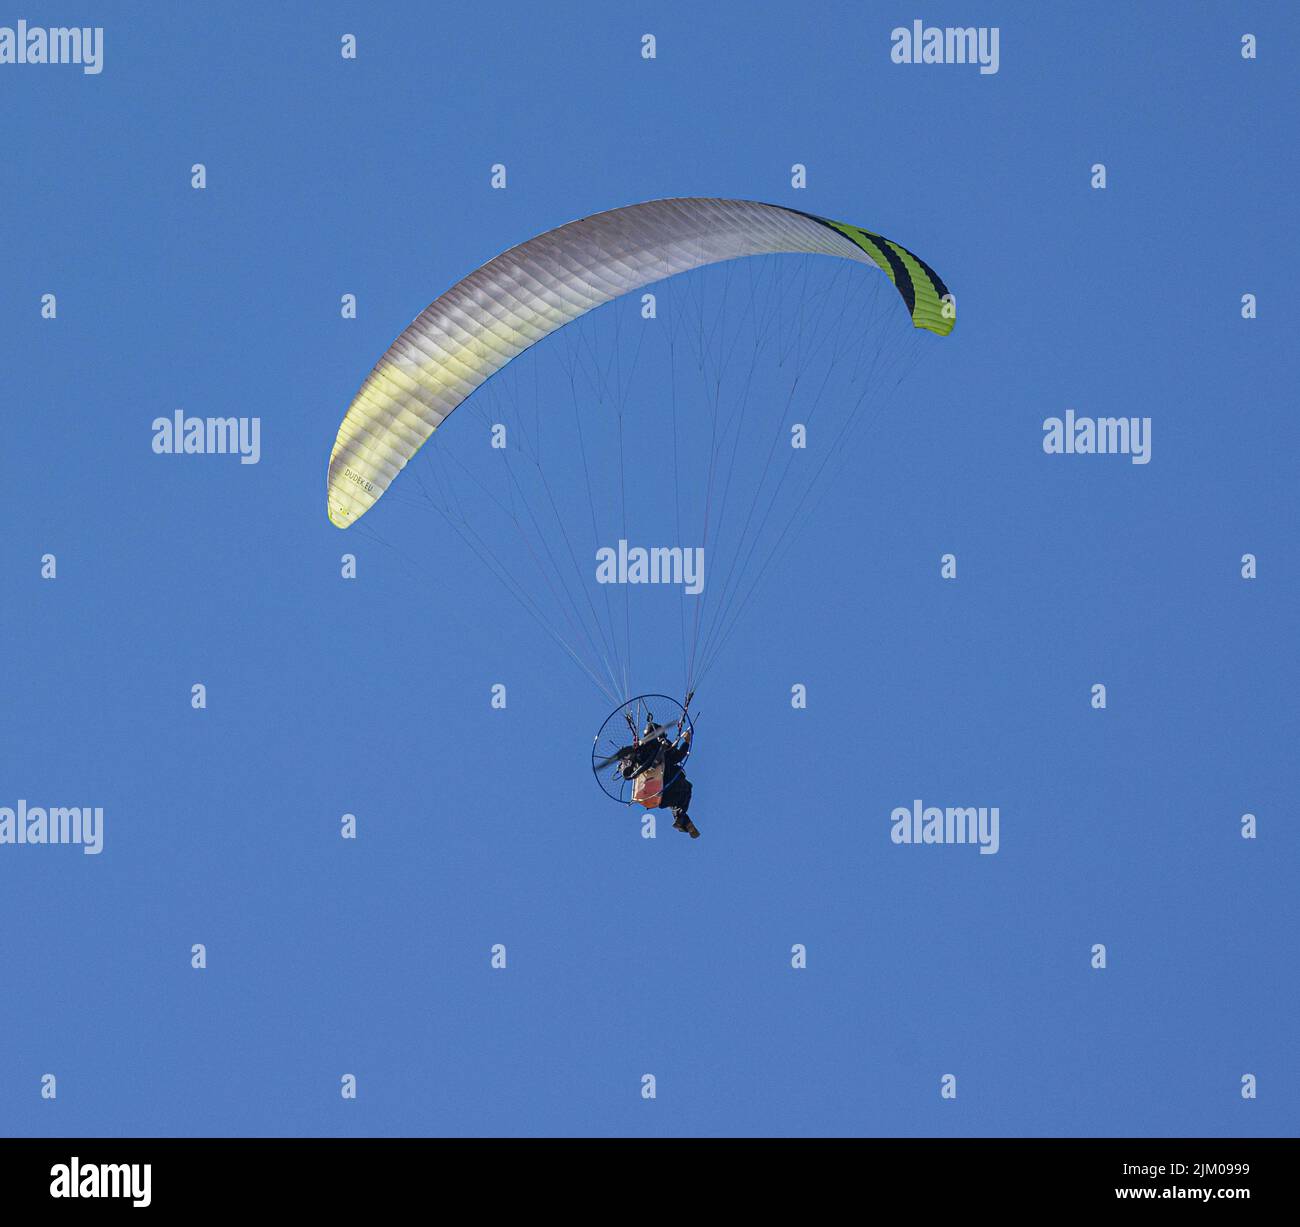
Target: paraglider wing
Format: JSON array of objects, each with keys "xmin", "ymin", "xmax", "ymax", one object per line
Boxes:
[{"xmin": 326, "ymin": 197, "xmax": 953, "ymax": 529}]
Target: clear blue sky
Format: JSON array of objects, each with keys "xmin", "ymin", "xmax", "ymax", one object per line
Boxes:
[{"xmin": 1, "ymin": 2, "xmax": 1296, "ymax": 1137}]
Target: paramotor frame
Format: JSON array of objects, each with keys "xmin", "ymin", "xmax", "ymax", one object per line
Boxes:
[{"xmin": 592, "ymin": 693, "xmax": 694, "ymax": 805}]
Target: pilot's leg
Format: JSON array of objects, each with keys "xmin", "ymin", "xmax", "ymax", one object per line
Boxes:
[{"xmin": 670, "ymin": 784, "xmax": 698, "ymax": 838}]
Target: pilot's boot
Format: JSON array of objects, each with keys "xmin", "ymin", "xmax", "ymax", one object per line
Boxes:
[{"xmin": 673, "ymin": 812, "xmax": 700, "ymax": 838}]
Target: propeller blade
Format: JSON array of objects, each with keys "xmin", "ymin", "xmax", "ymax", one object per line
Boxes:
[{"xmin": 593, "ymin": 721, "xmax": 674, "ymax": 769}]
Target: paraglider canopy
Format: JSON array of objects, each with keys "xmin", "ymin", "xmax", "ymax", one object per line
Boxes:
[
  {"xmin": 327, "ymin": 197, "xmax": 953, "ymax": 531},
  {"xmin": 324, "ymin": 197, "xmax": 955, "ymax": 711}
]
